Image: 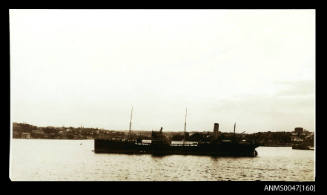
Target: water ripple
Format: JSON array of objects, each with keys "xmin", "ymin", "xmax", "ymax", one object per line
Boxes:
[{"xmin": 10, "ymin": 139, "xmax": 315, "ymax": 181}]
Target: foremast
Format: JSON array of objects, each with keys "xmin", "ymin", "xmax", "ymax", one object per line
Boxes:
[
  {"xmin": 183, "ymin": 107, "xmax": 187, "ymax": 145},
  {"xmin": 128, "ymin": 106, "xmax": 133, "ymax": 139}
]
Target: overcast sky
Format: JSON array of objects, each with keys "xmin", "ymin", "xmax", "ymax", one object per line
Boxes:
[{"xmin": 10, "ymin": 9, "xmax": 315, "ymax": 133}]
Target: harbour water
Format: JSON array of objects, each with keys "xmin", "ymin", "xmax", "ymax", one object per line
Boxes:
[{"xmin": 10, "ymin": 139, "xmax": 315, "ymax": 181}]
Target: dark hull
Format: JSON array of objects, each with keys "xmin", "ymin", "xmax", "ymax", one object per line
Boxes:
[{"xmin": 94, "ymin": 139, "xmax": 258, "ymax": 157}]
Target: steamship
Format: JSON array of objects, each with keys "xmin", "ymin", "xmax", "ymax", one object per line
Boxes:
[{"xmin": 94, "ymin": 108, "xmax": 258, "ymax": 157}]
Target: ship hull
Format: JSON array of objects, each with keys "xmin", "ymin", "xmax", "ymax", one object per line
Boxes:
[{"xmin": 94, "ymin": 139, "xmax": 258, "ymax": 157}]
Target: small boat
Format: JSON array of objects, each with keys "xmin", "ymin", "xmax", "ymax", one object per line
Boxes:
[{"xmin": 292, "ymin": 142, "xmax": 313, "ymax": 150}]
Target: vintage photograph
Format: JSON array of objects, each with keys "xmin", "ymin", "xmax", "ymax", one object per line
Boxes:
[{"xmin": 9, "ymin": 9, "xmax": 315, "ymax": 181}]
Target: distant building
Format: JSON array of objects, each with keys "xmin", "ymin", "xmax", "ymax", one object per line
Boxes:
[
  {"xmin": 291, "ymin": 127, "xmax": 314, "ymax": 144},
  {"xmin": 31, "ymin": 129, "xmax": 44, "ymax": 138},
  {"xmin": 21, "ymin": 132, "xmax": 31, "ymax": 139},
  {"xmin": 292, "ymin": 127, "xmax": 313, "ymax": 136},
  {"xmin": 292, "ymin": 137, "xmax": 303, "ymax": 142},
  {"xmin": 294, "ymin": 127, "xmax": 304, "ymax": 135}
]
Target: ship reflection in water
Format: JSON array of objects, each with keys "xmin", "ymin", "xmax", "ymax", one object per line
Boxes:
[{"xmin": 10, "ymin": 139, "xmax": 314, "ymax": 181}]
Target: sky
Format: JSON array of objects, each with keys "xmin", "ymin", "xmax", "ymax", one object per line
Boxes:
[{"xmin": 10, "ymin": 9, "xmax": 315, "ymax": 133}]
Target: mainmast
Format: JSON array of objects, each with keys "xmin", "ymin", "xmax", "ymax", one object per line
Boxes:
[
  {"xmin": 234, "ymin": 122, "xmax": 236, "ymax": 135},
  {"xmin": 183, "ymin": 107, "xmax": 187, "ymax": 145},
  {"xmin": 128, "ymin": 106, "xmax": 133, "ymax": 138}
]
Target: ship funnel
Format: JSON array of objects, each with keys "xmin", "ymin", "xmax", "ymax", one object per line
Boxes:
[
  {"xmin": 213, "ymin": 123, "xmax": 219, "ymax": 131},
  {"xmin": 213, "ymin": 123, "xmax": 219, "ymax": 139}
]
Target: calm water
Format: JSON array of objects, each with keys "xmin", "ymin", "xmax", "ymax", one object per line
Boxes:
[{"xmin": 10, "ymin": 139, "xmax": 315, "ymax": 181}]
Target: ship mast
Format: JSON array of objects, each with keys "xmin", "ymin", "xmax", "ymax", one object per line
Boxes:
[
  {"xmin": 183, "ymin": 107, "xmax": 187, "ymax": 145},
  {"xmin": 234, "ymin": 122, "xmax": 236, "ymax": 135},
  {"xmin": 233, "ymin": 122, "xmax": 236, "ymax": 141},
  {"xmin": 128, "ymin": 106, "xmax": 133, "ymax": 139}
]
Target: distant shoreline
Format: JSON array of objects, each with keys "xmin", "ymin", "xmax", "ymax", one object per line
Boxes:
[
  {"xmin": 11, "ymin": 138, "xmax": 295, "ymax": 147},
  {"xmin": 12, "ymin": 122, "xmax": 314, "ymax": 147}
]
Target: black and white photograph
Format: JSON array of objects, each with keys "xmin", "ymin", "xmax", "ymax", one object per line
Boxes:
[{"xmin": 9, "ymin": 9, "xmax": 315, "ymax": 182}]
